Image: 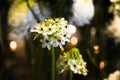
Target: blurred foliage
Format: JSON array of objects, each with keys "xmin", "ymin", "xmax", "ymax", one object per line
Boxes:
[{"xmin": 109, "ymin": 0, "xmax": 120, "ymax": 17}]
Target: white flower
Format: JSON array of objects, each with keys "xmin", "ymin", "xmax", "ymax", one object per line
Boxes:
[
  {"xmin": 31, "ymin": 23, "xmax": 44, "ymax": 33},
  {"xmin": 56, "ymin": 54, "xmax": 69, "ymax": 73},
  {"xmin": 40, "ymin": 38, "xmax": 51, "ymax": 50},
  {"xmin": 56, "ymin": 48, "xmax": 88, "ymax": 75},
  {"xmin": 69, "ymin": 0, "xmax": 94, "ymax": 26},
  {"xmin": 68, "ymin": 59, "xmax": 87, "ymax": 75},
  {"xmin": 31, "ymin": 18, "xmax": 72, "ymax": 50},
  {"xmin": 69, "ymin": 59, "xmax": 79, "ymax": 74},
  {"xmin": 52, "ymin": 37, "xmax": 65, "ymax": 48}
]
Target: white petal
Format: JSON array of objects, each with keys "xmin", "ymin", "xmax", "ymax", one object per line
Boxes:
[
  {"xmin": 47, "ymin": 44, "xmax": 51, "ymax": 50},
  {"xmin": 53, "ymin": 42, "xmax": 59, "ymax": 47},
  {"xmin": 42, "ymin": 43, "xmax": 47, "ymax": 48},
  {"xmin": 59, "ymin": 44, "xmax": 63, "ymax": 48},
  {"xmin": 59, "ymin": 69, "xmax": 64, "ymax": 74}
]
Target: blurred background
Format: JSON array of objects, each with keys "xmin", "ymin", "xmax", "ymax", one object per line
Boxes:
[{"xmin": 0, "ymin": 0, "xmax": 120, "ymax": 80}]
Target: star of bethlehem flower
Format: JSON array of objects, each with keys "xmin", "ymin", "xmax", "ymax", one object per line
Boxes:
[
  {"xmin": 30, "ymin": 18, "xmax": 73, "ymax": 50},
  {"xmin": 56, "ymin": 48, "xmax": 88, "ymax": 76}
]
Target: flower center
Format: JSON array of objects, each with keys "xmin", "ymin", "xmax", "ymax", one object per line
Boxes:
[
  {"xmin": 58, "ymin": 39, "xmax": 61, "ymax": 42},
  {"xmin": 64, "ymin": 34, "xmax": 66, "ymax": 37},
  {"xmin": 49, "ymin": 28, "xmax": 51, "ymax": 31},
  {"xmin": 64, "ymin": 60, "xmax": 68, "ymax": 64},
  {"xmin": 65, "ymin": 26, "xmax": 68, "ymax": 28},
  {"xmin": 74, "ymin": 64, "xmax": 76, "ymax": 68},
  {"xmin": 46, "ymin": 40, "xmax": 49, "ymax": 43},
  {"xmin": 41, "ymin": 28, "xmax": 43, "ymax": 31}
]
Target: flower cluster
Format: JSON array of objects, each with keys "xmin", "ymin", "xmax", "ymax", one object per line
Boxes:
[
  {"xmin": 31, "ymin": 18, "xmax": 73, "ymax": 50},
  {"xmin": 56, "ymin": 48, "xmax": 87, "ymax": 76}
]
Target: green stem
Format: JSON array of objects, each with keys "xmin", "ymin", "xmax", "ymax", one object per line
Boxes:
[
  {"xmin": 69, "ymin": 70, "xmax": 73, "ymax": 80},
  {"xmin": 51, "ymin": 45, "xmax": 55, "ymax": 80}
]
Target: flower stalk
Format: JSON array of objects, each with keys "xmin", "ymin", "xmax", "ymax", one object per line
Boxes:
[
  {"xmin": 69, "ymin": 70, "xmax": 73, "ymax": 80},
  {"xmin": 51, "ymin": 45, "xmax": 55, "ymax": 80}
]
